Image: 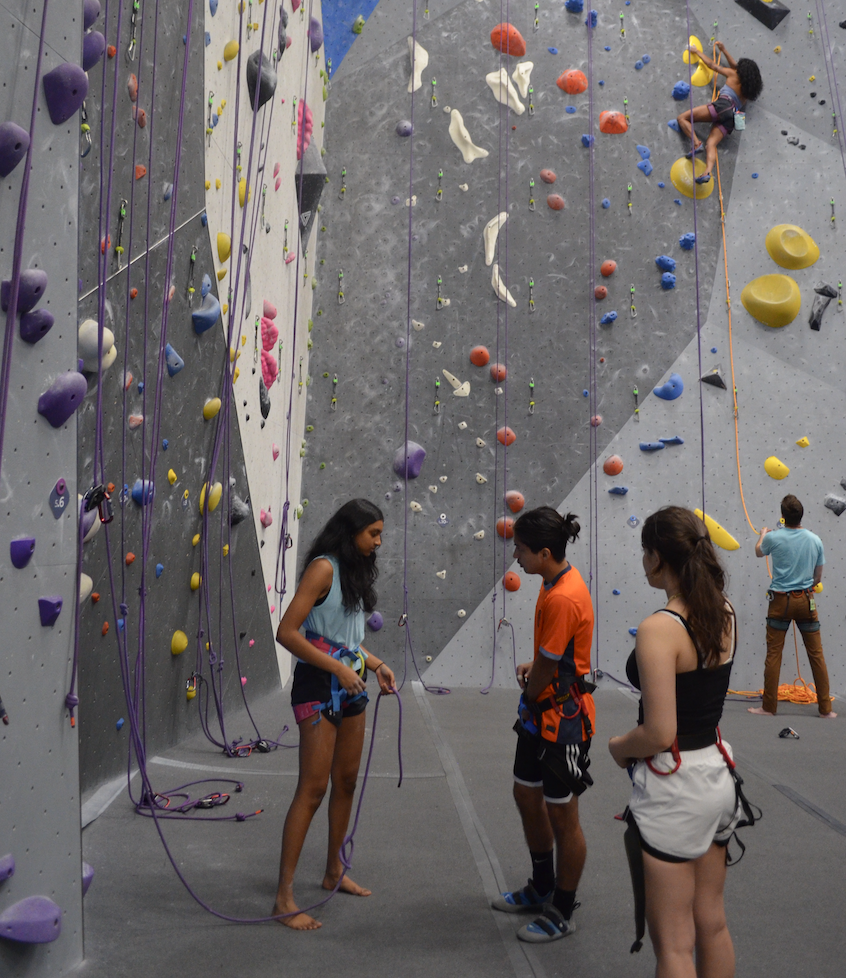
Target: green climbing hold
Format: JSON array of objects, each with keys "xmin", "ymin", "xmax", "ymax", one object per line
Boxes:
[
  {"xmin": 352, "ymin": 15, "xmax": 365, "ymax": 34},
  {"xmin": 319, "ymin": 463, "xmax": 326, "ymax": 469},
  {"xmin": 306, "ymin": 425, "xmax": 314, "ymax": 431}
]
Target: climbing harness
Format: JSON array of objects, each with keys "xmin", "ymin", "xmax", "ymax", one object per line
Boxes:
[
  {"xmin": 304, "ymin": 633, "xmax": 369, "ymax": 720},
  {"xmin": 127, "ymin": 0, "xmax": 141, "ymax": 62},
  {"xmin": 80, "ymin": 101, "xmax": 92, "ymax": 158}
]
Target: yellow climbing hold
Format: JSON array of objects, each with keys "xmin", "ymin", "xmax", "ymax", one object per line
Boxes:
[
  {"xmin": 217, "ymin": 232, "xmax": 231, "ymax": 262},
  {"xmin": 167, "ymin": 468, "xmax": 177, "ymax": 485},
  {"xmin": 224, "ymin": 40, "xmax": 239, "ymax": 62},
  {"xmin": 190, "ymin": 572, "xmax": 202, "ymax": 591},
  {"xmin": 691, "ymin": 62, "xmax": 713, "ymax": 87},
  {"xmin": 796, "ymin": 436, "xmax": 810, "ymax": 447},
  {"xmin": 205, "ymin": 180, "xmax": 210, "ymax": 190},
  {"xmin": 199, "ymin": 481, "xmax": 223, "ymax": 514},
  {"xmin": 694, "ymin": 509, "xmax": 740, "ymax": 552},
  {"xmin": 222, "ymin": 544, "xmax": 229, "ymax": 557},
  {"xmin": 741, "ymin": 274, "xmax": 801, "ymax": 328},
  {"xmin": 764, "ymin": 456, "xmax": 790, "ymax": 480},
  {"xmin": 220, "ymin": 99, "xmax": 226, "ymax": 109},
  {"xmin": 682, "ymin": 36, "xmax": 702, "ymax": 63},
  {"xmin": 171, "ymin": 630, "xmax": 188, "ymax": 655},
  {"xmin": 774, "ymin": 46, "xmax": 781, "ymax": 53},
  {"xmin": 809, "ymin": 75, "xmax": 816, "ymax": 82},
  {"xmin": 222, "ymin": 303, "xmax": 228, "ymax": 315},
  {"xmin": 670, "ymin": 157, "xmax": 715, "ymax": 199},
  {"xmin": 814, "ymin": 582, "xmax": 823, "ymax": 593},
  {"xmin": 186, "ymin": 684, "xmax": 197, "ymax": 700},
  {"xmin": 230, "ymin": 346, "xmax": 237, "ymax": 362},
  {"xmin": 192, "ymin": 533, "xmax": 200, "ymax": 546},
  {"xmin": 765, "ymin": 224, "xmax": 820, "ymax": 269},
  {"xmin": 240, "ymin": 335, "xmax": 246, "ymax": 346},
  {"xmin": 203, "ymin": 397, "xmax": 222, "ymax": 420},
  {"xmin": 217, "ymin": 61, "xmax": 222, "ymax": 71},
  {"xmin": 238, "ymin": 179, "xmax": 250, "ymax": 207},
  {"xmin": 233, "ymin": 366, "xmax": 240, "ymax": 383},
  {"xmin": 215, "ymin": 178, "xmax": 221, "ymax": 190},
  {"xmin": 217, "ymin": 269, "xmax": 227, "ymax": 281}
]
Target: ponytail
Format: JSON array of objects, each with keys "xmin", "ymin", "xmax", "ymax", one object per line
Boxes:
[{"xmin": 513, "ymin": 506, "xmax": 580, "ymax": 561}]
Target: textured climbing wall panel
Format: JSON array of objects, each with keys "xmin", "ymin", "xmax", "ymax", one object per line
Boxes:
[
  {"xmin": 0, "ymin": 4, "xmax": 84, "ymax": 975},
  {"xmin": 302, "ymin": 0, "xmax": 730, "ymax": 669},
  {"xmin": 202, "ymin": 0, "xmax": 324, "ymax": 685},
  {"xmin": 74, "ymin": 0, "xmax": 284, "ymax": 795}
]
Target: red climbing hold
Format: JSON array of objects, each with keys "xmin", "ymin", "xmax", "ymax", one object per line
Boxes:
[
  {"xmin": 595, "ymin": 285, "xmax": 608, "ymax": 300},
  {"xmin": 600, "ymin": 259, "xmax": 617, "ymax": 277},
  {"xmin": 540, "ymin": 169, "xmax": 556, "ymax": 184},
  {"xmin": 107, "ymin": 45, "xmax": 116, "ymax": 59},
  {"xmin": 135, "ymin": 108, "xmax": 146, "ymax": 129},
  {"xmin": 599, "ymin": 110, "xmax": 628, "ymax": 134},
  {"xmin": 506, "ymin": 490, "xmax": 525, "ymax": 513},
  {"xmin": 497, "ymin": 426, "xmax": 516, "ymax": 446},
  {"xmin": 130, "ymin": 288, "xmax": 138, "ymax": 299},
  {"xmin": 496, "ymin": 516, "xmax": 515, "ymax": 539},
  {"xmin": 91, "ymin": 592, "xmax": 100, "ymax": 603},
  {"xmin": 128, "ymin": 73, "xmax": 138, "ymax": 103},
  {"xmin": 125, "ymin": 552, "xmax": 136, "ymax": 565},
  {"xmin": 100, "ymin": 235, "xmax": 111, "ymax": 254},
  {"xmin": 504, "ymin": 571, "xmax": 521, "ymax": 592},
  {"xmin": 490, "ymin": 362, "xmax": 506, "ymax": 382},
  {"xmin": 547, "ymin": 194, "xmax": 565, "ymax": 211},
  {"xmin": 101, "ymin": 622, "xmax": 109, "ymax": 636},
  {"xmin": 557, "ymin": 69, "xmax": 587, "ymax": 94},
  {"xmin": 490, "ymin": 23, "xmax": 527, "ymax": 57},
  {"xmin": 470, "ymin": 345, "xmax": 490, "ymax": 367},
  {"xmin": 603, "ymin": 455, "xmax": 624, "ymax": 475},
  {"xmin": 135, "ymin": 164, "xmax": 147, "ymax": 180}
]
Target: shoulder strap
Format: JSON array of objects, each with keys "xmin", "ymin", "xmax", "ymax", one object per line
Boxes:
[{"xmin": 656, "ymin": 609, "xmax": 704, "ymax": 667}]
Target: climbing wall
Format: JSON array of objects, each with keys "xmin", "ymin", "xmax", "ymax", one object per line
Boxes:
[{"xmin": 0, "ymin": 3, "xmax": 85, "ymax": 974}]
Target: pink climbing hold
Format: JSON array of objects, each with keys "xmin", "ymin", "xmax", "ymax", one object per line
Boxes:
[
  {"xmin": 241, "ymin": 677, "xmax": 248, "ymax": 686},
  {"xmin": 284, "ymin": 252, "xmax": 296, "ymax": 264},
  {"xmin": 261, "ymin": 316, "xmax": 278, "ymax": 352},
  {"xmin": 296, "ymin": 101, "xmax": 313, "ymax": 161},
  {"xmin": 272, "ymin": 443, "xmax": 280, "ymax": 460},
  {"xmin": 260, "ymin": 508, "xmax": 273, "ymax": 528},
  {"xmin": 263, "ymin": 299, "xmax": 277, "ymax": 319},
  {"xmin": 261, "ymin": 348, "xmax": 278, "ymax": 389},
  {"xmin": 249, "ymin": 639, "xmax": 255, "ymax": 647},
  {"xmin": 591, "ymin": 415, "xmax": 602, "ymax": 427},
  {"xmin": 275, "ymin": 177, "xmax": 282, "ymax": 191},
  {"xmin": 292, "ymin": 0, "xmax": 300, "ymax": 10},
  {"xmin": 273, "ymin": 162, "xmax": 280, "ymax": 178}
]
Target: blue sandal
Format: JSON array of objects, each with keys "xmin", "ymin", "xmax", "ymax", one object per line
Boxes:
[
  {"xmin": 517, "ymin": 904, "xmax": 576, "ymax": 943},
  {"xmin": 491, "ymin": 881, "xmax": 552, "ymax": 914}
]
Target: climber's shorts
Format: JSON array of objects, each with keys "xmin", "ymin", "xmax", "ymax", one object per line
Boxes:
[
  {"xmin": 708, "ymin": 95, "xmax": 736, "ymax": 137},
  {"xmin": 291, "ymin": 661, "xmax": 368, "ymax": 727},
  {"xmin": 513, "ymin": 733, "xmax": 590, "ymax": 805}
]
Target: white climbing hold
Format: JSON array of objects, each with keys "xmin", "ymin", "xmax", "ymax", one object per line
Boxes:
[
  {"xmin": 410, "ymin": 501, "xmax": 423, "ymax": 513},
  {"xmin": 407, "ymin": 36, "xmax": 428, "ymax": 93},
  {"xmin": 512, "ymin": 61, "xmax": 534, "ymax": 99},
  {"xmin": 483, "ymin": 212, "xmax": 508, "ymax": 267},
  {"xmin": 457, "ymin": 421, "xmax": 468, "ymax": 430},
  {"xmin": 78, "ymin": 318, "xmax": 117, "ymax": 372},
  {"xmin": 491, "ymin": 263, "xmax": 517, "ymax": 307},
  {"xmin": 476, "ymin": 438, "xmax": 486, "ymax": 447},
  {"xmin": 495, "ymin": 387, "xmax": 503, "ymax": 395},
  {"xmin": 449, "ymin": 109, "xmax": 489, "ymax": 164},
  {"xmin": 457, "ymin": 609, "xmax": 466, "ymax": 617},
  {"xmin": 443, "ymin": 369, "xmax": 470, "ymax": 397},
  {"xmin": 459, "ymin": 183, "xmax": 469, "ymax": 191},
  {"xmin": 475, "ymin": 473, "xmax": 487, "ymax": 484},
  {"xmin": 79, "ymin": 572, "xmax": 93, "ymax": 603},
  {"xmin": 458, "ymin": 264, "xmax": 468, "ymax": 274},
  {"xmin": 436, "ymin": 569, "xmax": 446, "ymax": 579},
  {"xmin": 439, "ymin": 476, "xmax": 448, "ymax": 483},
  {"xmin": 406, "ymin": 195, "xmax": 418, "ymax": 207},
  {"xmin": 432, "ymin": 340, "xmax": 443, "ymax": 348},
  {"xmin": 474, "ymin": 530, "xmax": 485, "ymax": 540},
  {"xmin": 412, "ymin": 319, "xmax": 425, "ymax": 331},
  {"xmin": 485, "ymin": 68, "xmax": 525, "ymax": 115},
  {"xmin": 443, "ymin": 106, "xmax": 451, "ymax": 114},
  {"xmin": 428, "ymin": 485, "xmax": 438, "ymax": 493}
]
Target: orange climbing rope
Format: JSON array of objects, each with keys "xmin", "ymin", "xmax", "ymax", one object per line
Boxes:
[{"xmin": 710, "ymin": 48, "xmax": 820, "ymax": 707}]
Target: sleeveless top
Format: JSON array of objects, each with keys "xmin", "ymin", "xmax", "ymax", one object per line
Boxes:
[
  {"xmin": 625, "ymin": 608, "xmax": 736, "ymax": 736},
  {"xmin": 302, "ymin": 555, "xmax": 365, "ymax": 651},
  {"xmin": 719, "ymin": 82, "xmax": 743, "ymax": 110}
]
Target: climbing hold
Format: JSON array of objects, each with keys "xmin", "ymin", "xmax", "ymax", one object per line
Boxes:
[
  {"xmin": 558, "ymin": 69, "xmax": 587, "ymax": 94},
  {"xmin": 409, "ymin": 501, "xmax": 423, "ymax": 513},
  {"xmin": 764, "ymin": 456, "xmax": 790, "ymax": 480},
  {"xmin": 764, "ymin": 224, "xmax": 820, "ymax": 270},
  {"xmin": 171, "ymin": 631, "xmax": 188, "ymax": 656},
  {"xmin": 590, "ymin": 415, "xmax": 602, "ymax": 427},
  {"xmin": 261, "ymin": 349, "xmax": 278, "ymax": 389},
  {"xmin": 0, "ymin": 122, "xmax": 30, "ymax": 178},
  {"xmin": 634, "ymin": 60, "xmax": 644, "ymax": 70},
  {"xmin": 504, "ymin": 571, "xmax": 521, "ymax": 592},
  {"xmin": 470, "ymin": 346, "xmax": 490, "ymax": 367},
  {"xmin": 636, "ymin": 159, "xmax": 653, "ymax": 177},
  {"xmin": 658, "ymin": 182, "xmax": 665, "ymax": 189},
  {"xmin": 600, "ymin": 260, "xmax": 616, "ymax": 277},
  {"xmin": 809, "ymin": 283, "xmax": 838, "ymax": 331},
  {"xmin": 261, "ymin": 317, "xmax": 279, "ymax": 352},
  {"xmin": 700, "ymin": 365, "xmax": 726, "ymax": 389},
  {"xmin": 796, "ymin": 436, "xmax": 810, "ymax": 448},
  {"xmin": 600, "ymin": 311, "xmax": 617, "ymax": 324},
  {"xmin": 497, "ymin": 426, "xmax": 516, "ymax": 446},
  {"xmin": 599, "ymin": 110, "xmax": 628, "ymax": 134},
  {"xmin": 512, "ymin": 61, "xmax": 534, "ymax": 99},
  {"xmin": 353, "ymin": 14, "xmax": 365, "ymax": 33},
  {"xmin": 79, "ymin": 574, "xmax": 93, "ymax": 604},
  {"xmin": 82, "ymin": 30, "xmax": 106, "ymax": 71},
  {"xmin": 260, "ymin": 508, "xmax": 273, "ymax": 528},
  {"xmin": 130, "ymin": 478, "xmax": 154, "ymax": 506},
  {"xmin": 245, "ymin": 51, "xmax": 278, "ymax": 111},
  {"xmin": 824, "ymin": 494, "xmax": 846, "ymax": 516},
  {"xmin": 486, "ymin": 69, "xmax": 525, "ymax": 115},
  {"xmin": 78, "ymin": 319, "xmax": 116, "ymax": 372},
  {"xmin": 540, "ymin": 169, "xmax": 557, "ymax": 184},
  {"xmin": 37, "ymin": 372, "xmax": 87, "ymax": 428},
  {"xmin": 395, "ymin": 119, "xmax": 413, "ymax": 138},
  {"xmin": 167, "ymin": 469, "xmax": 177, "ymax": 486},
  {"xmin": 394, "ymin": 442, "xmax": 427, "ymax": 479},
  {"xmin": 488, "ymin": 363, "xmax": 507, "ymax": 385},
  {"xmin": 581, "ymin": 134, "xmax": 594, "ymax": 147},
  {"xmin": 660, "ymin": 436, "xmax": 684, "ymax": 446},
  {"xmin": 547, "ymin": 193, "xmax": 565, "ymax": 211},
  {"xmin": 192, "ymin": 293, "xmax": 221, "ymax": 334},
  {"xmin": 19, "ymin": 309, "xmax": 54, "ymax": 345},
  {"xmin": 565, "ymin": 0, "xmax": 584, "ymax": 10},
  {"xmin": 83, "ymin": 0, "xmax": 101, "ymax": 30},
  {"xmin": 679, "ymin": 232, "xmax": 696, "ymax": 251},
  {"xmin": 10, "ymin": 537, "xmax": 35, "ymax": 569},
  {"xmin": 296, "ymin": 101, "xmax": 314, "ymax": 160},
  {"xmin": 449, "ymin": 109, "xmax": 489, "ymax": 164},
  {"xmin": 190, "ymin": 573, "xmax": 202, "ymax": 591},
  {"xmin": 670, "ymin": 157, "xmax": 714, "ymax": 199},
  {"xmin": 435, "ymin": 570, "xmax": 447, "ymax": 580},
  {"xmin": 217, "ymin": 233, "xmax": 231, "ymax": 263},
  {"xmin": 125, "ymin": 552, "xmax": 136, "ymax": 566},
  {"xmin": 741, "ymin": 274, "xmax": 801, "ymax": 328},
  {"xmin": 0, "ymin": 895, "xmax": 62, "ymax": 943},
  {"xmin": 672, "ymin": 80, "xmax": 691, "ymax": 101},
  {"xmin": 1, "ymin": 268, "xmax": 47, "ymax": 314},
  {"xmin": 202, "ymin": 398, "xmax": 222, "ymax": 420},
  {"xmin": 693, "ymin": 509, "xmax": 740, "ymax": 551},
  {"xmin": 603, "ymin": 455, "xmax": 624, "ymax": 475},
  {"xmin": 224, "ymin": 40, "xmax": 239, "ymax": 62},
  {"xmin": 127, "ymin": 414, "xmax": 143, "ymax": 430},
  {"xmin": 506, "ymin": 490, "xmax": 525, "ymax": 513},
  {"xmin": 309, "ymin": 16, "xmax": 324, "ymax": 52},
  {"xmin": 640, "ymin": 441, "xmax": 665, "ymax": 452},
  {"xmin": 230, "ymin": 494, "xmax": 250, "ymax": 527},
  {"xmin": 101, "ymin": 622, "xmax": 109, "ymax": 636},
  {"xmin": 475, "ymin": 473, "xmax": 488, "ymax": 485},
  {"xmin": 661, "ymin": 273, "xmax": 676, "ymax": 290},
  {"xmin": 496, "ymin": 517, "xmax": 515, "ymax": 539},
  {"xmin": 259, "ymin": 378, "xmax": 271, "ymax": 419},
  {"xmin": 653, "ymin": 373, "xmax": 684, "ymax": 400},
  {"xmin": 42, "ymin": 63, "xmax": 88, "ymax": 125},
  {"xmin": 491, "ymin": 263, "xmax": 516, "ymax": 307},
  {"xmin": 483, "ymin": 212, "xmax": 508, "ymax": 266},
  {"xmin": 199, "ymin": 481, "xmax": 223, "ymax": 514},
  {"xmin": 491, "ymin": 23, "xmax": 527, "ymax": 57},
  {"xmin": 655, "ymin": 255, "xmax": 676, "ymax": 273},
  {"xmin": 272, "ymin": 443, "xmax": 280, "ymax": 460},
  {"xmin": 164, "ymin": 343, "xmax": 184, "ymax": 378},
  {"xmin": 595, "ymin": 286, "xmax": 607, "ymax": 300},
  {"xmin": 367, "ymin": 612, "xmax": 384, "ymax": 631},
  {"xmin": 474, "ymin": 531, "xmax": 485, "ymax": 541},
  {"xmin": 238, "ymin": 179, "xmax": 249, "ymax": 207}
]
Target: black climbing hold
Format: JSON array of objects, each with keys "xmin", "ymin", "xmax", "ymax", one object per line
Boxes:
[
  {"xmin": 799, "ymin": 145, "xmax": 806, "ymax": 150},
  {"xmin": 246, "ymin": 51, "xmax": 277, "ymax": 111},
  {"xmin": 809, "ymin": 282, "xmax": 838, "ymax": 331},
  {"xmin": 295, "ymin": 138, "xmax": 327, "ymax": 247},
  {"xmin": 278, "ymin": 7, "xmax": 289, "ymax": 58},
  {"xmin": 701, "ymin": 364, "xmax": 727, "ymax": 390},
  {"xmin": 781, "ymin": 130, "xmax": 788, "ymax": 135},
  {"xmin": 819, "ymin": 99, "xmax": 826, "ymax": 105},
  {"xmin": 810, "ymin": 92, "xmax": 816, "ymax": 98},
  {"xmin": 734, "ymin": 0, "xmax": 790, "ymax": 31},
  {"xmin": 259, "ymin": 378, "xmax": 271, "ymax": 419}
]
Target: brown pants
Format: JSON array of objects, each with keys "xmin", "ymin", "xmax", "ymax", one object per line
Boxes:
[{"xmin": 764, "ymin": 590, "xmax": 832, "ymax": 714}]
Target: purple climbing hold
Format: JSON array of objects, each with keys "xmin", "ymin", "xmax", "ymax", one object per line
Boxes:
[
  {"xmin": 164, "ymin": 343, "xmax": 184, "ymax": 377},
  {"xmin": 0, "ymin": 854, "xmax": 14, "ymax": 883},
  {"xmin": 192, "ymin": 293, "xmax": 221, "ymax": 334},
  {"xmin": 310, "ymin": 16, "xmax": 324, "ymax": 52},
  {"xmin": 82, "ymin": 862, "xmax": 94, "ymax": 897},
  {"xmin": 396, "ymin": 120, "xmax": 413, "ymax": 137},
  {"xmin": 367, "ymin": 611, "xmax": 384, "ymax": 631},
  {"xmin": 1, "ymin": 268, "xmax": 48, "ymax": 314},
  {"xmin": 83, "ymin": 0, "xmax": 101, "ymax": 30},
  {"xmin": 130, "ymin": 478, "xmax": 154, "ymax": 506},
  {"xmin": 654, "ymin": 373, "xmax": 684, "ymax": 400},
  {"xmin": 42, "ymin": 63, "xmax": 89, "ymax": 126},
  {"xmin": 38, "ymin": 596, "xmax": 63, "ymax": 627},
  {"xmin": 393, "ymin": 441, "xmax": 426, "ymax": 479},
  {"xmin": 0, "ymin": 121, "xmax": 30, "ymax": 178},
  {"xmin": 82, "ymin": 31, "xmax": 106, "ymax": 72},
  {"xmin": 10, "ymin": 537, "xmax": 36, "ymax": 569},
  {"xmin": 19, "ymin": 308, "xmax": 54, "ymax": 344},
  {"xmin": 0, "ymin": 896, "xmax": 62, "ymax": 944},
  {"xmin": 38, "ymin": 371, "xmax": 87, "ymax": 428}
]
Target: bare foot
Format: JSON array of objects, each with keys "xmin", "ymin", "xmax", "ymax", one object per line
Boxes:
[
  {"xmin": 748, "ymin": 706, "xmax": 775, "ymax": 716},
  {"xmin": 820, "ymin": 711, "xmax": 838, "ymax": 719},
  {"xmin": 323, "ymin": 874, "xmax": 371, "ymax": 896},
  {"xmin": 271, "ymin": 900, "xmax": 322, "ymax": 930}
]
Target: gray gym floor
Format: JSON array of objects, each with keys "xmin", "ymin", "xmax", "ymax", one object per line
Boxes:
[{"xmin": 79, "ymin": 681, "xmax": 846, "ymax": 977}]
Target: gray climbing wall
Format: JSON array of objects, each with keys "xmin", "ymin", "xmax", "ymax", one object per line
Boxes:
[{"xmin": 0, "ymin": 3, "xmax": 84, "ymax": 975}]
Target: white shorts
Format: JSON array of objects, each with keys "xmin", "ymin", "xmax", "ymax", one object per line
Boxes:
[{"xmin": 628, "ymin": 741, "xmax": 742, "ymax": 862}]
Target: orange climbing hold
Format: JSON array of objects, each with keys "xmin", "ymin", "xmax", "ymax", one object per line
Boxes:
[
  {"xmin": 470, "ymin": 346, "xmax": 490, "ymax": 366},
  {"xmin": 107, "ymin": 45, "xmax": 116, "ymax": 59},
  {"xmin": 540, "ymin": 169, "xmax": 557, "ymax": 184},
  {"xmin": 130, "ymin": 288, "xmax": 138, "ymax": 299},
  {"xmin": 128, "ymin": 74, "xmax": 138, "ymax": 102},
  {"xmin": 135, "ymin": 107, "xmax": 147, "ymax": 128},
  {"xmin": 490, "ymin": 23, "xmax": 527, "ymax": 57},
  {"xmin": 102, "ymin": 622, "xmax": 109, "ymax": 636},
  {"xmin": 506, "ymin": 490, "xmax": 525, "ymax": 513},
  {"xmin": 100, "ymin": 235, "xmax": 111, "ymax": 254},
  {"xmin": 135, "ymin": 164, "xmax": 147, "ymax": 180},
  {"xmin": 496, "ymin": 516, "xmax": 515, "ymax": 539},
  {"xmin": 504, "ymin": 571, "xmax": 521, "ymax": 592},
  {"xmin": 91, "ymin": 592, "xmax": 100, "ymax": 603},
  {"xmin": 557, "ymin": 69, "xmax": 587, "ymax": 94},
  {"xmin": 125, "ymin": 552, "xmax": 136, "ymax": 565},
  {"xmin": 599, "ymin": 110, "xmax": 628, "ymax": 134},
  {"xmin": 490, "ymin": 363, "xmax": 507, "ymax": 382},
  {"xmin": 497, "ymin": 426, "xmax": 516, "ymax": 446},
  {"xmin": 603, "ymin": 455, "xmax": 624, "ymax": 475},
  {"xmin": 595, "ymin": 285, "xmax": 608, "ymax": 300},
  {"xmin": 600, "ymin": 259, "xmax": 617, "ymax": 277}
]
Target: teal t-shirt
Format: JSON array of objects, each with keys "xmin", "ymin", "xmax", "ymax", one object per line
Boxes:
[{"xmin": 760, "ymin": 527, "xmax": 824, "ymax": 592}]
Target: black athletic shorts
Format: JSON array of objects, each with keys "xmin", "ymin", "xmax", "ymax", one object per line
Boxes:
[
  {"xmin": 513, "ymin": 733, "xmax": 591, "ymax": 804},
  {"xmin": 291, "ymin": 660, "xmax": 368, "ymax": 728},
  {"xmin": 707, "ymin": 95, "xmax": 736, "ymax": 136}
]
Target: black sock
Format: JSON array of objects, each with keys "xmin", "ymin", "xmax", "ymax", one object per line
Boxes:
[
  {"xmin": 529, "ymin": 850, "xmax": 554, "ymax": 896},
  {"xmin": 552, "ymin": 887, "xmax": 577, "ymax": 919}
]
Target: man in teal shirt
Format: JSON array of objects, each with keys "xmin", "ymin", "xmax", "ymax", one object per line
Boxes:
[{"xmin": 749, "ymin": 494, "xmax": 836, "ymax": 718}]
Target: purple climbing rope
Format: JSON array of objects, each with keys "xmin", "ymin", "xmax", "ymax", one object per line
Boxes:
[{"xmin": 814, "ymin": 0, "xmax": 846, "ymax": 183}]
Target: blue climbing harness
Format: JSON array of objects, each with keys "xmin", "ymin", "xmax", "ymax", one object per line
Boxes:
[{"xmin": 306, "ymin": 631, "xmax": 369, "ymax": 721}]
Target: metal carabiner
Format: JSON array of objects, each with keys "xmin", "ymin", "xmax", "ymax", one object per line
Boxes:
[
  {"xmin": 80, "ymin": 101, "xmax": 92, "ymax": 158},
  {"xmin": 127, "ymin": 0, "xmax": 140, "ymax": 63}
]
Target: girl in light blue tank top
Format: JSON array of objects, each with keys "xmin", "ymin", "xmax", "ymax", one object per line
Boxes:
[{"xmin": 272, "ymin": 499, "xmax": 395, "ymax": 929}]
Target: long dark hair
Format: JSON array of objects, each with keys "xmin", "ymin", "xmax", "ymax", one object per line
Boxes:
[
  {"xmin": 736, "ymin": 58, "xmax": 763, "ymax": 100},
  {"xmin": 513, "ymin": 506, "xmax": 580, "ymax": 561},
  {"xmin": 641, "ymin": 507, "xmax": 730, "ymax": 668},
  {"xmin": 302, "ymin": 499, "xmax": 383, "ymax": 613}
]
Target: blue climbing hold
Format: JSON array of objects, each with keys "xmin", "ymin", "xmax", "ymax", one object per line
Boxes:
[
  {"xmin": 118, "ymin": 618, "xmax": 125, "ymax": 632},
  {"xmin": 201, "ymin": 213, "xmax": 208, "ymax": 227},
  {"xmin": 679, "ymin": 232, "xmax": 696, "ymax": 251},
  {"xmin": 613, "ymin": 589, "xmax": 621, "ymax": 595},
  {"xmin": 711, "ymin": 347, "xmax": 718, "ymax": 354},
  {"xmin": 211, "ymin": 113, "xmax": 219, "ymax": 128},
  {"xmin": 201, "ymin": 273, "xmax": 212, "ymax": 297},
  {"xmin": 601, "ymin": 197, "xmax": 610, "ymax": 208},
  {"xmin": 674, "ymin": 199, "xmax": 682, "ymax": 206},
  {"xmin": 604, "ymin": 45, "xmax": 611, "ymax": 52},
  {"xmin": 636, "ymin": 159, "xmax": 653, "ymax": 176},
  {"xmin": 660, "ymin": 435, "xmax": 684, "ymax": 446},
  {"xmin": 548, "ymin": 47, "xmax": 558, "ymax": 54},
  {"xmin": 566, "ymin": 106, "xmax": 576, "ymax": 114},
  {"xmin": 164, "ymin": 183, "xmax": 173, "ymax": 201},
  {"xmin": 608, "ymin": 486, "xmax": 629, "ymax": 495},
  {"xmin": 137, "ymin": 382, "xmax": 144, "ymax": 393},
  {"xmin": 629, "ymin": 627, "xmax": 638, "ymax": 636},
  {"xmin": 655, "ymin": 255, "xmax": 676, "ymax": 272},
  {"xmin": 637, "ymin": 144, "xmax": 651, "ymax": 160},
  {"xmin": 155, "ymin": 563, "xmax": 164, "ymax": 578},
  {"xmin": 583, "ymin": 390, "xmax": 589, "ymax": 397},
  {"xmin": 635, "ymin": 60, "xmax": 644, "ymax": 70},
  {"xmin": 668, "ymin": 119, "xmax": 680, "ymax": 132},
  {"xmin": 752, "ymin": 172, "xmax": 759, "ymax": 179},
  {"xmin": 209, "ymin": 0, "xmax": 218, "ymax": 14},
  {"xmin": 654, "ymin": 373, "xmax": 684, "ymax": 400},
  {"xmin": 600, "ymin": 311, "xmax": 618, "ymax": 324},
  {"xmin": 657, "ymin": 182, "xmax": 665, "ymax": 188},
  {"xmin": 182, "ymin": 35, "xmax": 187, "ymax": 45},
  {"xmin": 165, "ymin": 343, "xmax": 184, "ymax": 377},
  {"xmin": 162, "ymin": 439, "xmax": 168, "ymax": 450},
  {"xmin": 661, "ymin": 272, "xmax": 676, "ymax": 290},
  {"xmin": 640, "ymin": 441, "xmax": 665, "ymax": 452},
  {"xmin": 598, "ymin": 80, "xmax": 605, "ymax": 86},
  {"xmin": 581, "ymin": 134, "xmax": 594, "ymax": 147},
  {"xmin": 116, "ymin": 718, "xmax": 125, "ymax": 731},
  {"xmin": 205, "ymin": 31, "xmax": 211, "ymax": 46},
  {"xmin": 131, "ymin": 478, "xmax": 155, "ymax": 506},
  {"xmin": 642, "ymin": 55, "xmax": 651, "ymax": 64},
  {"xmin": 193, "ymin": 293, "xmax": 221, "ymax": 334},
  {"xmin": 565, "ymin": 0, "xmax": 584, "ymax": 11},
  {"xmin": 673, "ymin": 80, "xmax": 691, "ymax": 101},
  {"xmin": 585, "ymin": 9, "xmax": 597, "ymax": 27}
]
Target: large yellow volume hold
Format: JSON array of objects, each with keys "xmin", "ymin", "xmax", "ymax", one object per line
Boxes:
[
  {"xmin": 217, "ymin": 232, "xmax": 231, "ymax": 263},
  {"xmin": 741, "ymin": 274, "xmax": 801, "ymax": 328},
  {"xmin": 694, "ymin": 509, "xmax": 740, "ymax": 551},
  {"xmin": 764, "ymin": 456, "xmax": 790, "ymax": 480},
  {"xmin": 670, "ymin": 157, "xmax": 715, "ymax": 199},
  {"xmin": 171, "ymin": 630, "xmax": 188, "ymax": 655},
  {"xmin": 765, "ymin": 224, "xmax": 820, "ymax": 269},
  {"xmin": 199, "ymin": 481, "xmax": 223, "ymax": 514}
]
